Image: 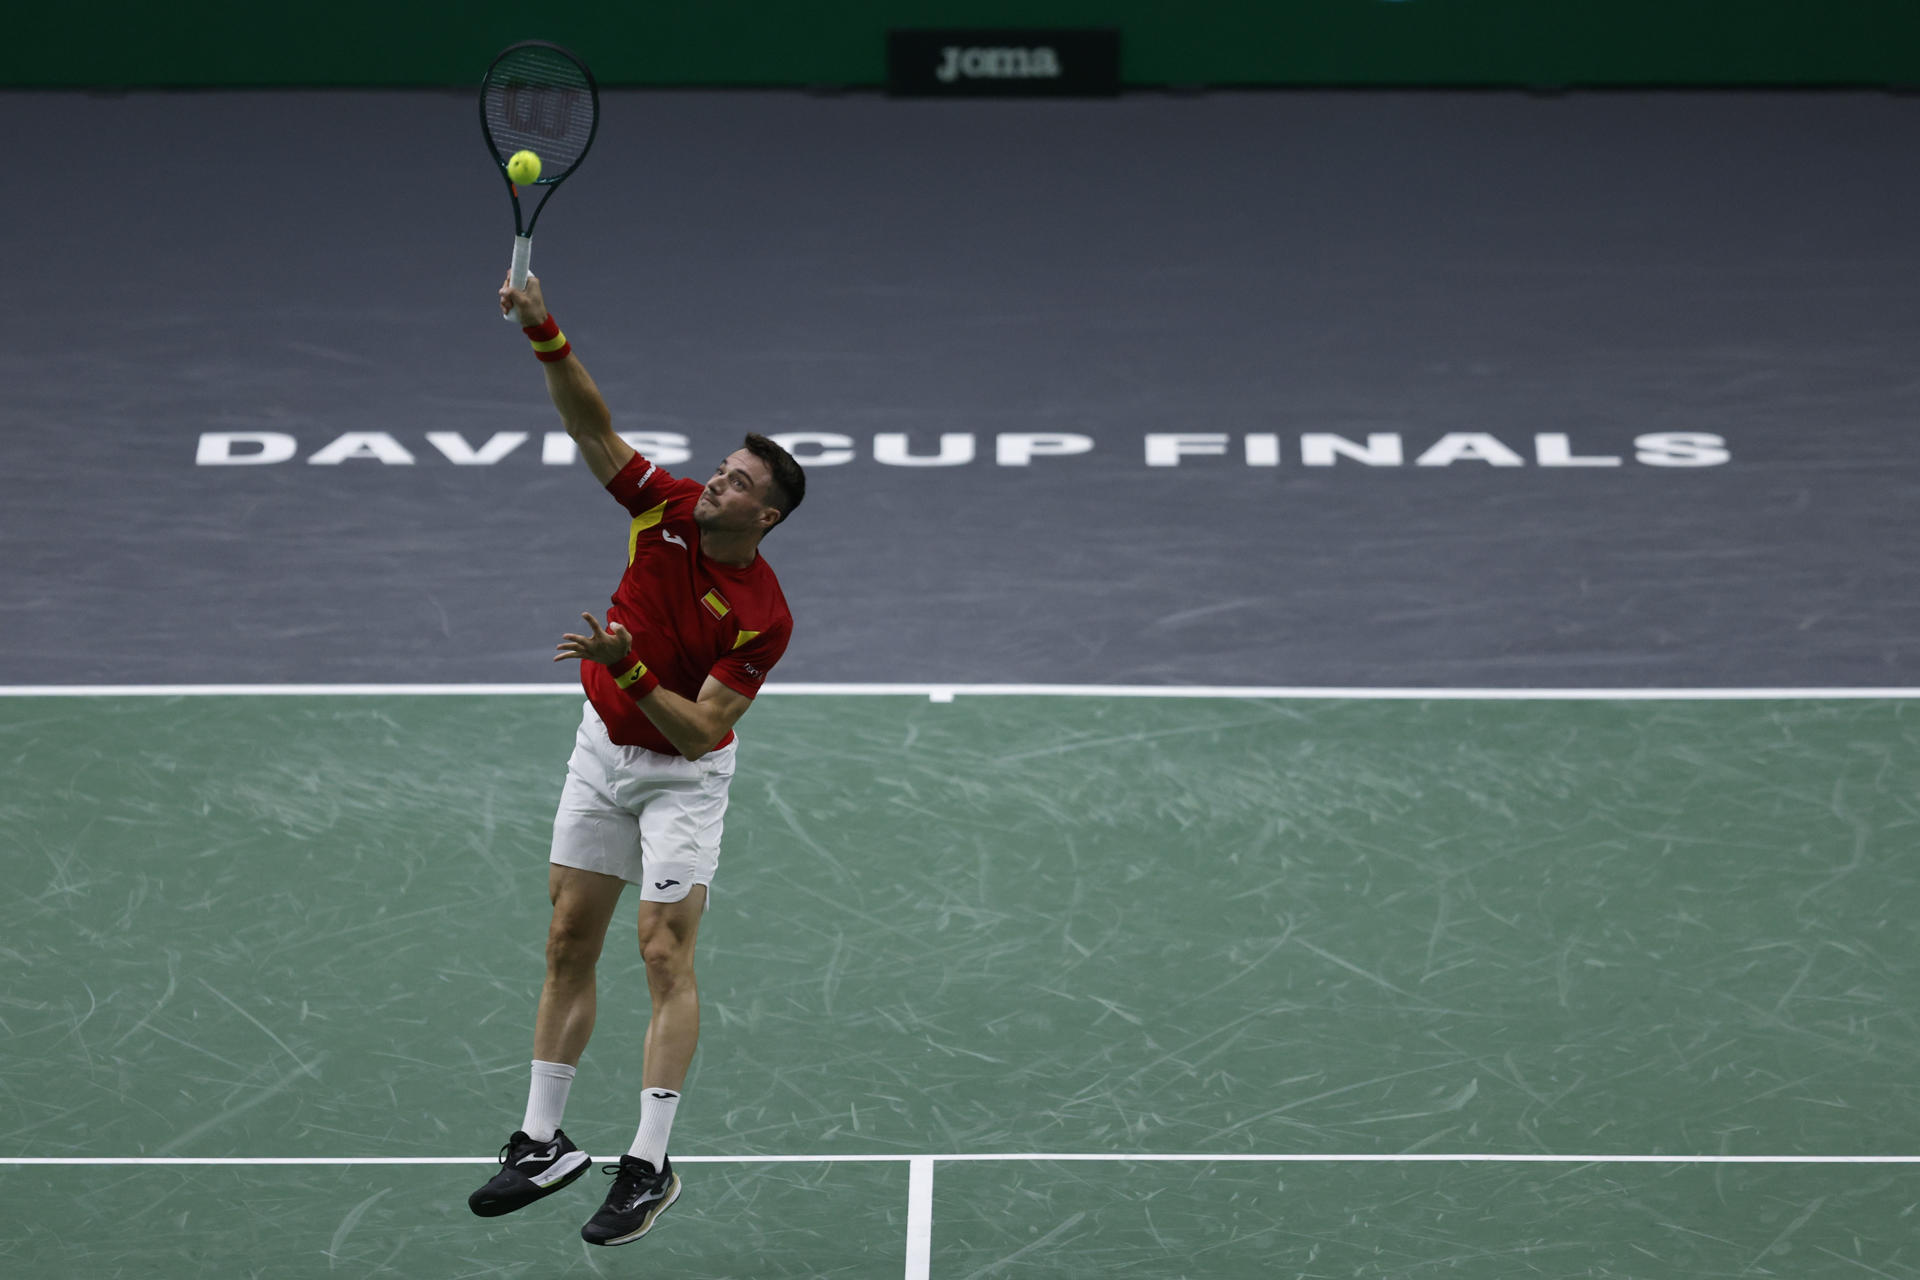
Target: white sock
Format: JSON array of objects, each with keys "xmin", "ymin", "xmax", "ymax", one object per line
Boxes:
[
  {"xmin": 626, "ymin": 1088, "xmax": 682, "ymax": 1167},
  {"xmin": 521, "ymin": 1060, "xmax": 576, "ymax": 1142}
]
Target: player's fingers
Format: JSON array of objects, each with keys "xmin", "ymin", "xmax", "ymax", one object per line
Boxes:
[{"xmin": 583, "ymin": 612, "xmax": 606, "ymax": 637}]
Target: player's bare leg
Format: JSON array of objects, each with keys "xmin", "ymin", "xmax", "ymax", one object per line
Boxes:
[
  {"xmin": 636, "ymin": 887, "xmax": 706, "ymax": 1089},
  {"xmin": 582, "ymin": 887, "xmax": 705, "ymax": 1246},
  {"xmin": 534, "ymin": 864, "xmax": 628, "ymax": 1064},
  {"xmin": 469, "ymin": 864, "xmax": 624, "ymax": 1217}
]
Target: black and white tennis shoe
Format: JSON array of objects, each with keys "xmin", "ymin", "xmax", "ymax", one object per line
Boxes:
[
  {"xmin": 467, "ymin": 1129, "xmax": 592, "ymax": 1217},
  {"xmin": 581, "ymin": 1154, "xmax": 680, "ymax": 1245}
]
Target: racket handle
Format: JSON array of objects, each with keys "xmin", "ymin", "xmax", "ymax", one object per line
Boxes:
[
  {"xmin": 510, "ymin": 234, "xmax": 532, "ymax": 289},
  {"xmin": 502, "ymin": 235, "xmax": 533, "ymax": 320}
]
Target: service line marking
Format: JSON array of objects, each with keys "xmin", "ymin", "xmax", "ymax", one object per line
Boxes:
[
  {"xmin": 2, "ymin": 685, "xmax": 1918, "ymax": 700},
  {"xmin": 5, "ymin": 1153, "xmax": 1915, "ymax": 1165}
]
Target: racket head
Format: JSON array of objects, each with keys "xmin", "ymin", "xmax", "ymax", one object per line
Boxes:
[{"xmin": 479, "ymin": 40, "xmax": 600, "ymax": 232}]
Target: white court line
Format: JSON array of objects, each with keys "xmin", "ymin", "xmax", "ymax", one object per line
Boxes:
[
  {"xmin": 5, "ymin": 1153, "xmax": 1915, "ymax": 1165},
  {"xmin": 905, "ymin": 1156, "xmax": 934, "ymax": 1280},
  {"xmin": 2, "ymin": 684, "xmax": 1918, "ymax": 700},
  {"xmin": 19, "ymin": 1152, "xmax": 1911, "ymax": 1280}
]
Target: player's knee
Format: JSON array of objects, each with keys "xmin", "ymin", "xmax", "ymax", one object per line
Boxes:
[
  {"xmin": 545, "ymin": 912, "xmax": 605, "ymax": 977},
  {"xmin": 639, "ymin": 933, "xmax": 695, "ymax": 987}
]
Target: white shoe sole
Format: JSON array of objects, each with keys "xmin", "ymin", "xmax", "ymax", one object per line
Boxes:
[
  {"xmin": 530, "ymin": 1149, "xmax": 591, "ymax": 1188},
  {"xmin": 595, "ymin": 1173, "xmax": 682, "ymax": 1246}
]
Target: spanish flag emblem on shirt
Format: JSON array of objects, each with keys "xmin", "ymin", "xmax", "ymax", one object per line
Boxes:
[{"xmin": 701, "ymin": 589, "xmax": 731, "ymax": 620}]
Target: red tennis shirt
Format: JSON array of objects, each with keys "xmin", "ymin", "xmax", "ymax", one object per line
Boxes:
[{"xmin": 580, "ymin": 453, "xmax": 792, "ymax": 756}]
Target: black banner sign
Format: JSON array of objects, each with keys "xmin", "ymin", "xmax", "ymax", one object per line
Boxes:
[{"xmin": 886, "ymin": 28, "xmax": 1120, "ymax": 97}]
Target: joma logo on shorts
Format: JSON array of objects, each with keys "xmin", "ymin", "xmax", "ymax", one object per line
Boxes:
[{"xmin": 936, "ymin": 45, "xmax": 1061, "ymax": 82}]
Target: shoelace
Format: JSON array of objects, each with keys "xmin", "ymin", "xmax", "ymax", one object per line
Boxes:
[{"xmin": 601, "ymin": 1160, "xmax": 662, "ymax": 1210}]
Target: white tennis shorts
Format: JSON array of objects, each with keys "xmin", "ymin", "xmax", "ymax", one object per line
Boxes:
[{"xmin": 548, "ymin": 701, "xmax": 737, "ymax": 902}]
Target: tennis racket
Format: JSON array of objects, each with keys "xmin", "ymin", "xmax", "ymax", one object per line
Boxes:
[{"xmin": 479, "ymin": 40, "xmax": 600, "ymax": 312}]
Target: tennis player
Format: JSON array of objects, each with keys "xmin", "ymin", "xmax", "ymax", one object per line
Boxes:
[{"xmin": 468, "ymin": 273, "xmax": 804, "ymax": 1247}]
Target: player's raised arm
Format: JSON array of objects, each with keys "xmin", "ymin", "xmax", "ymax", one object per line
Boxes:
[{"xmin": 499, "ymin": 273, "xmax": 636, "ymax": 486}]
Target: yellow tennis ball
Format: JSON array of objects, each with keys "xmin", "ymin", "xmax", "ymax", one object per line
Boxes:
[{"xmin": 506, "ymin": 150, "xmax": 542, "ymax": 184}]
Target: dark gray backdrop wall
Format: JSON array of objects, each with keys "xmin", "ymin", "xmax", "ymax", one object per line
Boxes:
[
  {"xmin": 10, "ymin": 1, "xmax": 1920, "ymax": 87},
  {"xmin": 6, "ymin": 88, "xmax": 1920, "ymax": 688}
]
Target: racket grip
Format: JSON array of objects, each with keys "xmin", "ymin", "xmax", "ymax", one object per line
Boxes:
[
  {"xmin": 510, "ymin": 234, "xmax": 532, "ymax": 289},
  {"xmin": 502, "ymin": 235, "xmax": 533, "ymax": 320}
]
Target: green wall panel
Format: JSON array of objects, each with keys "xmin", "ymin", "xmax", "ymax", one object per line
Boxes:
[{"xmin": 11, "ymin": 2, "xmax": 1920, "ymax": 87}]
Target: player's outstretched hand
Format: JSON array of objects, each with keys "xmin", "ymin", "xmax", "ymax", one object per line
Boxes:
[
  {"xmin": 555, "ymin": 612, "xmax": 632, "ymax": 665},
  {"xmin": 500, "ymin": 272, "xmax": 549, "ymax": 327}
]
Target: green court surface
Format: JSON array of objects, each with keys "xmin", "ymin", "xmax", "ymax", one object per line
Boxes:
[{"xmin": 2, "ymin": 693, "xmax": 1916, "ymax": 1277}]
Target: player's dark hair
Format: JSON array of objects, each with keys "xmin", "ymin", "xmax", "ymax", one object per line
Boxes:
[{"xmin": 744, "ymin": 432, "xmax": 805, "ymax": 527}]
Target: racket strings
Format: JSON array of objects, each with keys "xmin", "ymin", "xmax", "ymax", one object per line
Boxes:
[{"xmin": 482, "ymin": 49, "xmax": 596, "ymax": 176}]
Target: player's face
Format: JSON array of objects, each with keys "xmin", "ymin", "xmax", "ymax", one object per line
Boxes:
[{"xmin": 695, "ymin": 449, "xmax": 778, "ymax": 535}]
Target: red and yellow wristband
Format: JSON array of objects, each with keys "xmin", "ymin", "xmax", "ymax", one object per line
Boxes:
[
  {"xmin": 605, "ymin": 649, "xmax": 660, "ymax": 699},
  {"xmin": 523, "ymin": 314, "xmax": 572, "ymax": 364}
]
